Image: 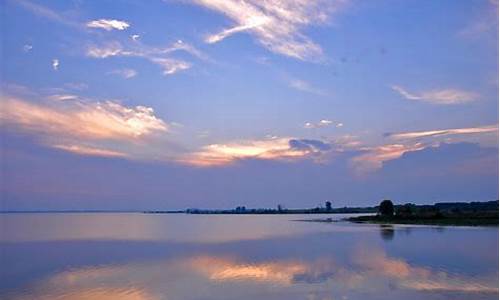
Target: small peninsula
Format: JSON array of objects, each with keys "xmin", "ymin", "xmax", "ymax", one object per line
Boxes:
[{"xmin": 346, "ymin": 200, "xmax": 498, "ymax": 226}]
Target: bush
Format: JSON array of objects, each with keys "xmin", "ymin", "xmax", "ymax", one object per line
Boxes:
[{"xmin": 379, "ymin": 199, "xmax": 394, "ymax": 217}]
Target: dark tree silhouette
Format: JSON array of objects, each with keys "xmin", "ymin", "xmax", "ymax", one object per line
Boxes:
[
  {"xmin": 379, "ymin": 199, "xmax": 394, "ymax": 216},
  {"xmin": 325, "ymin": 201, "xmax": 332, "ymax": 211}
]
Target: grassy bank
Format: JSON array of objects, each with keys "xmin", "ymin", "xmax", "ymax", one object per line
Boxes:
[{"xmin": 347, "ymin": 213, "xmax": 498, "ymax": 226}]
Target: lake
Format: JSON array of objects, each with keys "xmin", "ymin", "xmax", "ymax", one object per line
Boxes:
[{"xmin": 0, "ymin": 213, "xmax": 498, "ymax": 300}]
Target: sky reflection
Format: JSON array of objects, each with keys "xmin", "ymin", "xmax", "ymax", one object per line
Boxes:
[{"xmin": 1, "ymin": 214, "xmax": 497, "ymax": 300}]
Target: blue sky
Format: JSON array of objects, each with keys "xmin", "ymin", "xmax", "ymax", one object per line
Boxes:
[{"xmin": 0, "ymin": 0, "xmax": 498, "ymax": 210}]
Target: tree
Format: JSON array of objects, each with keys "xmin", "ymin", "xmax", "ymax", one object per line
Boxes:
[
  {"xmin": 325, "ymin": 201, "xmax": 332, "ymax": 211},
  {"xmin": 379, "ymin": 199, "xmax": 394, "ymax": 217}
]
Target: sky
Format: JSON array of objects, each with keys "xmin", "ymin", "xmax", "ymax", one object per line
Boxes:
[{"xmin": 0, "ymin": 0, "xmax": 498, "ymax": 211}]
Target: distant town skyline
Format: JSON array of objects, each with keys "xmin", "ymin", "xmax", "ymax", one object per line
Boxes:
[{"xmin": 1, "ymin": 0, "xmax": 498, "ymax": 210}]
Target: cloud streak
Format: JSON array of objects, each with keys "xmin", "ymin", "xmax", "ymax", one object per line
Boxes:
[
  {"xmin": 386, "ymin": 125, "xmax": 498, "ymax": 140},
  {"xmin": 109, "ymin": 68, "xmax": 137, "ymax": 79},
  {"xmin": 391, "ymin": 85, "xmax": 479, "ymax": 104},
  {"xmin": 52, "ymin": 144, "xmax": 128, "ymax": 158},
  {"xmin": 86, "ymin": 19, "xmax": 130, "ymax": 31},
  {"xmin": 191, "ymin": 0, "xmax": 346, "ymax": 61},
  {"xmin": 86, "ymin": 40, "xmax": 203, "ymax": 75},
  {"xmin": 289, "ymin": 79, "xmax": 326, "ymax": 95}
]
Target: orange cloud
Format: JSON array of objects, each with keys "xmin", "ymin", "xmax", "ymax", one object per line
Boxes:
[
  {"xmin": 1, "ymin": 96, "xmax": 168, "ymax": 158},
  {"xmin": 351, "ymin": 143, "xmax": 425, "ymax": 172},
  {"xmin": 180, "ymin": 137, "xmax": 324, "ymax": 166},
  {"xmin": 1, "ymin": 96, "xmax": 167, "ymax": 141}
]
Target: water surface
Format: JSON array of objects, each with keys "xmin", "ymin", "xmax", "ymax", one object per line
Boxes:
[{"xmin": 1, "ymin": 213, "xmax": 498, "ymax": 299}]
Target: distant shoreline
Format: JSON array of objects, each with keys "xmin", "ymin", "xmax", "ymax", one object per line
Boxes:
[{"xmin": 346, "ymin": 215, "xmax": 499, "ymax": 227}]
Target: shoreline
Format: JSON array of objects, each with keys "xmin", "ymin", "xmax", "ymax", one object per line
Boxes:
[{"xmin": 345, "ymin": 215, "xmax": 499, "ymax": 227}]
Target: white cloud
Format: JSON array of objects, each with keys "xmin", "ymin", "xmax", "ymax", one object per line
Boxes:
[
  {"xmin": 109, "ymin": 68, "xmax": 137, "ymax": 79},
  {"xmin": 190, "ymin": 0, "xmax": 346, "ymax": 61},
  {"xmin": 52, "ymin": 144, "xmax": 128, "ymax": 158},
  {"xmin": 289, "ymin": 79, "xmax": 326, "ymax": 95},
  {"xmin": 391, "ymin": 85, "xmax": 479, "ymax": 105},
  {"xmin": 149, "ymin": 57, "xmax": 191, "ymax": 75},
  {"xmin": 47, "ymin": 94, "xmax": 79, "ymax": 101},
  {"xmin": 52, "ymin": 59, "xmax": 59, "ymax": 71},
  {"xmin": 304, "ymin": 119, "xmax": 342, "ymax": 129},
  {"xmin": 86, "ymin": 19, "xmax": 130, "ymax": 31},
  {"xmin": 22, "ymin": 44, "xmax": 33, "ymax": 52},
  {"xmin": 86, "ymin": 40, "xmax": 204, "ymax": 75},
  {"xmin": 86, "ymin": 42, "xmax": 124, "ymax": 58},
  {"xmin": 386, "ymin": 125, "xmax": 499, "ymax": 140}
]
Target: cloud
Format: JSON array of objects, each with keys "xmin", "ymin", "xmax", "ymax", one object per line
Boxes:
[
  {"xmin": 289, "ymin": 79, "xmax": 326, "ymax": 95},
  {"xmin": 304, "ymin": 119, "xmax": 343, "ymax": 129},
  {"xmin": 182, "ymin": 137, "xmax": 331, "ymax": 166},
  {"xmin": 47, "ymin": 94, "xmax": 79, "ymax": 101},
  {"xmin": 52, "ymin": 59, "xmax": 59, "ymax": 70},
  {"xmin": 14, "ymin": 0, "xmax": 80, "ymax": 28},
  {"xmin": 86, "ymin": 19, "xmax": 130, "ymax": 31},
  {"xmin": 386, "ymin": 125, "xmax": 498, "ymax": 140},
  {"xmin": 458, "ymin": 0, "xmax": 498, "ymax": 38},
  {"xmin": 52, "ymin": 144, "xmax": 128, "ymax": 158},
  {"xmin": 351, "ymin": 143, "xmax": 426, "ymax": 172},
  {"xmin": 190, "ymin": 0, "xmax": 346, "ymax": 61},
  {"xmin": 86, "ymin": 40, "xmax": 203, "ymax": 75},
  {"xmin": 0, "ymin": 95, "xmax": 168, "ymax": 158},
  {"xmin": 86, "ymin": 42, "xmax": 123, "ymax": 58},
  {"xmin": 391, "ymin": 85, "xmax": 479, "ymax": 104},
  {"xmin": 22, "ymin": 44, "xmax": 33, "ymax": 52},
  {"xmin": 149, "ymin": 57, "xmax": 191, "ymax": 75},
  {"xmin": 109, "ymin": 68, "xmax": 137, "ymax": 79},
  {"xmin": 1, "ymin": 96, "xmax": 167, "ymax": 140}
]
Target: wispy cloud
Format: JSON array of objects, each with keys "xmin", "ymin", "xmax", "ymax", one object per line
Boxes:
[
  {"xmin": 52, "ymin": 59, "xmax": 59, "ymax": 71},
  {"xmin": 190, "ymin": 0, "xmax": 346, "ymax": 61},
  {"xmin": 46, "ymin": 94, "xmax": 79, "ymax": 101},
  {"xmin": 182, "ymin": 137, "xmax": 331, "ymax": 166},
  {"xmin": 109, "ymin": 68, "xmax": 137, "ymax": 79},
  {"xmin": 391, "ymin": 85, "xmax": 479, "ymax": 105},
  {"xmin": 289, "ymin": 79, "xmax": 326, "ymax": 95},
  {"xmin": 14, "ymin": 0, "xmax": 80, "ymax": 28},
  {"xmin": 52, "ymin": 144, "xmax": 128, "ymax": 158},
  {"xmin": 86, "ymin": 40, "xmax": 204, "ymax": 75},
  {"xmin": 86, "ymin": 19, "xmax": 130, "ymax": 31},
  {"xmin": 458, "ymin": 0, "xmax": 498, "ymax": 38},
  {"xmin": 304, "ymin": 119, "xmax": 342, "ymax": 129},
  {"xmin": 386, "ymin": 125, "xmax": 498, "ymax": 140},
  {"xmin": 86, "ymin": 42, "xmax": 124, "ymax": 58}
]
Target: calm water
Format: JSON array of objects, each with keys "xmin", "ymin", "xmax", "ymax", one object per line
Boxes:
[{"xmin": 0, "ymin": 213, "xmax": 498, "ymax": 300}]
